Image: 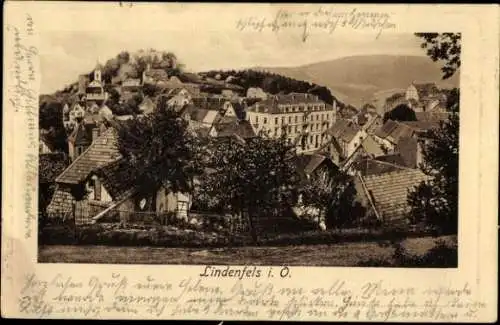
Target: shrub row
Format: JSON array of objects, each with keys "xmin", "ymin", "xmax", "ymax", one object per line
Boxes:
[{"xmin": 39, "ymin": 222, "xmax": 438, "ymax": 248}]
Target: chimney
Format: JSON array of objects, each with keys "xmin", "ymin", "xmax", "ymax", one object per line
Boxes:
[{"xmin": 92, "ymin": 127, "xmax": 100, "ymax": 142}]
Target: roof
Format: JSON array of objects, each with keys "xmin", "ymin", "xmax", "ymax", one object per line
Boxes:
[
  {"xmin": 56, "ymin": 127, "xmax": 122, "ymax": 184},
  {"xmin": 412, "ymin": 83, "xmax": 439, "ymax": 98},
  {"xmin": 230, "ymin": 100, "xmax": 247, "ymax": 120},
  {"xmin": 327, "ymin": 119, "xmax": 361, "ymax": 143},
  {"xmin": 68, "ymin": 122, "xmax": 95, "ymax": 145},
  {"xmin": 247, "ymin": 93, "xmax": 326, "ymax": 114},
  {"xmin": 39, "ymin": 131, "xmax": 56, "ymax": 152},
  {"xmin": 294, "ymin": 154, "xmax": 335, "ymax": 182},
  {"xmin": 374, "ymin": 120, "xmax": 416, "ymax": 144},
  {"xmin": 144, "ymin": 68, "xmax": 169, "ymax": 81},
  {"xmin": 214, "ymin": 120, "xmax": 256, "ymax": 139},
  {"xmin": 360, "ymin": 135, "xmax": 384, "ymax": 157},
  {"xmin": 399, "ymin": 120, "xmax": 441, "ymax": 132},
  {"xmin": 353, "ymin": 156, "xmax": 409, "ymax": 176},
  {"xmin": 189, "ymin": 108, "xmax": 220, "ymax": 124},
  {"xmin": 192, "ymin": 96, "xmax": 227, "ymax": 111},
  {"xmin": 90, "ymin": 158, "xmax": 137, "ymax": 201},
  {"xmin": 358, "ymin": 169, "xmax": 429, "ymax": 223},
  {"xmin": 139, "ymin": 97, "xmax": 155, "ymax": 114},
  {"xmin": 415, "ymin": 111, "xmax": 451, "ymax": 123}
]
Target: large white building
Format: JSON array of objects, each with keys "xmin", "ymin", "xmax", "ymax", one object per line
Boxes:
[{"xmin": 246, "ymin": 93, "xmax": 337, "ymax": 153}]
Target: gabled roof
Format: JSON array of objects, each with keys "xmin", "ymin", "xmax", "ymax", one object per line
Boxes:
[
  {"xmin": 214, "ymin": 120, "xmax": 256, "ymax": 139},
  {"xmin": 144, "ymin": 68, "xmax": 169, "ymax": 81},
  {"xmin": 56, "ymin": 128, "xmax": 122, "ymax": 184},
  {"xmin": 415, "ymin": 111, "xmax": 451, "ymax": 123},
  {"xmin": 90, "ymin": 158, "xmax": 137, "ymax": 201},
  {"xmin": 374, "ymin": 120, "xmax": 416, "ymax": 144},
  {"xmin": 294, "ymin": 154, "xmax": 335, "ymax": 182},
  {"xmin": 327, "ymin": 119, "xmax": 361, "ymax": 143},
  {"xmin": 39, "ymin": 131, "xmax": 56, "ymax": 152},
  {"xmin": 68, "ymin": 122, "xmax": 94, "ymax": 145},
  {"xmin": 358, "ymin": 169, "xmax": 429, "ymax": 223},
  {"xmin": 360, "ymin": 135, "xmax": 384, "ymax": 157}
]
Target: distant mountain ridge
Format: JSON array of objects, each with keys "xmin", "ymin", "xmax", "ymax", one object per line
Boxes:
[{"xmin": 251, "ymin": 55, "xmax": 460, "ymax": 109}]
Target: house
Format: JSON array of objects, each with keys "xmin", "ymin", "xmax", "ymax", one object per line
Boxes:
[
  {"xmin": 246, "ymin": 93, "xmax": 337, "ymax": 153},
  {"xmin": 363, "ymin": 114, "xmax": 383, "ymax": 135},
  {"xmin": 138, "ymin": 96, "xmax": 155, "ymax": 115},
  {"xmin": 352, "ymin": 154, "xmax": 411, "ymax": 176},
  {"xmin": 39, "ymin": 130, "xmax": 55, "ymax": 154},
  {"xmin": 405, "ymin": 82, "xmax": 440, "ymax": 103},
  {"xmin": 372, "ymin": 120, "xmax": 417, "ymax": 153},
  {"xmin": 246, "ymin": 87, "xmax": 268, "ymax": 100},
  {"xmin": 121, "ymin": 78, "xmax": 142, "ymax": 93},
  {"xmin": 142, "ymin": 63, "xmax": 169, "ymax": 86},
  {"xmin": 164, "ymin": 87, "xmax": 194, "ymax": 109},
  {"xmin": 341, "ymin": 134, "xmax": 385, "ymax": 174},
  {"xmin": 86, "ymin": 62, "xmax": 108, "ymax": 104},
  {"xmin": 325, "ymin": 119, "xmax": 367, "ymax": 165},
  {"xmin": 184, "ymin": 106, "xmax": 222, "ymax": 130},
  {"xmin": 47, "ymin": 126, "xmax": 191, "ymax": 225},
  {"xmin": 211, "ymin": 119, "xmax": 256, "ymax": 141},
  {"xmin": 67, "ymin": 121, "xmax": 102, "ymax": 161},
  {"xmin": 63, "ymin": 102, "xmax": 86, "ymax": 130},
  {"xmin": 292, "ymin": 154, "xmax": 338, "ymax": 229},
  {"xmin": 354, "ymin": 168, "xmax": 429, "ymax": 226}
]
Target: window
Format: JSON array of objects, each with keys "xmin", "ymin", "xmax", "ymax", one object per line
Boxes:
[
  {"xmin": 255, "ymin": 116, "xmax": 259, "ymax": 124},
  {"xmin": 274, "ymin": 127, "xmax": 278, "ymax": 135},
  {"xmin": 294, "ymin": 125, "xmax": 298, "ymax": 133},
  {"xmin": 282, "ymin": 117, "xmax": 285, "ymax": 124},
  {"xmin": 263, "ymin": 117, "xmax": 267, "ymax": 124},
  {"xmin": 288, "ymin": 116, "xmax": 292, "ymax": 123},
  {"xmin": 288, "ymin": 126, "xmax": 292, "ymax": 133},
  {"xmin": 295, "ymin": 116, "xmax": 298, "ymax": 123},
  {"xmin": 94, "ymin": 178, "xmax": 101, "ymax": 201},
  {"xmin": 316, "ymin": 115, "xmax": 319, "ymax": 121},
  {"xmin": 275, "ymin": 117, "xmax": 278, "ymax": 124}
]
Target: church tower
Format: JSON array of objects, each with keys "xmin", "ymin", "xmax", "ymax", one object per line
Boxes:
[{"xmin": 94, "ymin": 61, "xmax": 103, "ymax": 83}]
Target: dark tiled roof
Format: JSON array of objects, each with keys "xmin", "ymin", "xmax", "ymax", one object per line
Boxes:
[
  {"xmin": 353, "ymin": 156, "xmax": 408, "ymax": 176},
  {"xmin": 144, "ymin": 68, "xmax": 169, "ymax": 81},
  {"xmin": 413, "ymin": 83, "xmax": 439, "ymax": 98},
  {"xmin": 215, "ymin": 120, "xmax": 256, "ymax": 139},
  {"xmin": 192, "ymin": 96, "xmax": 226, "ymax": 111},
  {"xmin": 374, "ymin": 120, "xmax": 415, "ymax": 144},
  {"xmin": 359, "ymin": 169, "xmax": 429, "ymax": 223},
  {"xmin": 91, "ymin": 158, "xmax": 137, "ymax": 201},
  {"xmin": 56, "ymin": 128, "xmax": 122, "ymax": 184},
  {"xmin": 294, "ymin": 153, "xmax": 334, "ymax": 178},
  {"xmin": 360, "ymin": 135, "xmax": 384, "ymax": 157},
  {"xmin": 68, "ymin": 122, "xmax": 95, "ymax": 145},
  {"xmin": 415, "ymin": 111, "xmax": 451, "ymax": 123},
  {"xmin": 400, "ymin": 120, "xmax": 441, "ymax": 132},
  {"xmin": 396, "ymin": 136, "xmax": 419, "ymax": 169},
  {"xmin": 327, "ymin": 119, "xmax": 361, "ymax": 143}
]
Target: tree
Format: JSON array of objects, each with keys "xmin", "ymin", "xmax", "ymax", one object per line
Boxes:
[
  {"xmin": 408, "ymin": 33, "xmax": 460, "ymax": 234},
  {"xmin": 196, "ymin": 134, "xmax": 300, "ymax": 243},
  {"xmin": 383, "ymin": 104, "xmax": 417, "ymax": 123},
  {"xmin": 414, "ymin": 33, "xmax": 461, "ymax": 80},
  {"xmin": 116, "ymin": 107, "xmax": 204, "ymax": 197},
  {"xmin": 299, "ymin": 167, "xmax": 355, "ymax": 230}
]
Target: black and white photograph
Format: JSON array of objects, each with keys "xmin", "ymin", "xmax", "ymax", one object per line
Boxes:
[
  {"xmin": 37, "ymin": 19, "xmax": 460, "ymax": 267},
  {"xmin": 4, "ymin": 2, "xmax": 499, "ymax": 322}
]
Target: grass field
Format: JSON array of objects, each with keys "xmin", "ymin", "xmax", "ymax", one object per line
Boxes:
[{"xmin": 38, "ymin": 235, "xmax": 456, "ymax": 266}]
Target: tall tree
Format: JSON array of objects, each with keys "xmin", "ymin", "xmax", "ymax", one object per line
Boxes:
[
  {"xmin": 116, "ymin": 107, "xmax": 204, "ymax": 196},
  {"xmin": 383, "ymin": 104, "xmax": 417, "ymax": 123},
  {"xmin": 196, "ymin": 134, "xmax": 300, "ymax": 243},
  {"xmin": 414, "ymin": 33, "xmax": 461, "ymax": 80},
  {"xmin": 408, "ymin": 33, "xmax": 461, "ymax": 234}
]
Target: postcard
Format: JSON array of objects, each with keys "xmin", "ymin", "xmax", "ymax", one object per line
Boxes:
[{"xmin": 2, "ymin": 1, "xmax": 498, "ymax": 322}]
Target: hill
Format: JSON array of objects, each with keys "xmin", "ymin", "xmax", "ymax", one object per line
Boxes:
[{"xmin": 251, "ymin": 55, "xmax": 460, "ymax": 109}]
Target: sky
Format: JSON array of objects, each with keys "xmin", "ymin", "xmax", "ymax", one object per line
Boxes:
[{"xmin": 36, "ymin": 3, "xmax": 427, "ymax": 94}]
